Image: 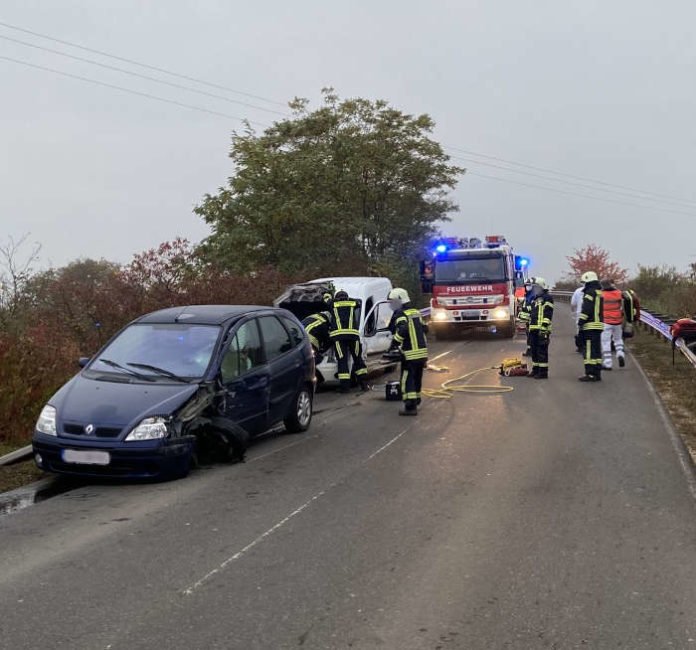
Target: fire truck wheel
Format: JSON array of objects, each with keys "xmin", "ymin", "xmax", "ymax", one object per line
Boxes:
[
  {"xmin": 500, "ymin": 320, "xmax": 516, "ymax": 339},
  {"xmin": 432, "ymin": 325, "xmax": 451, "ymax": 341}
]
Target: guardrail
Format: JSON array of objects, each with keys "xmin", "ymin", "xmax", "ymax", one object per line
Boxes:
[
  {"xmin": 0, "ymin": 445, "xmax": 32, "ymax": 467},
  {"xmin": 551, "ymin": 290, "xmax": 696, "ymax": 371}
]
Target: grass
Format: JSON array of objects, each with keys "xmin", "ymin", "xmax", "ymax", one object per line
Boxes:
[
  {"xmin": 0, "ymin": 442, "xmax": 44, "ymax": 493},
  {"xmin": 631, "ymin": 328, "xmax": 696, "ymax": 462}
]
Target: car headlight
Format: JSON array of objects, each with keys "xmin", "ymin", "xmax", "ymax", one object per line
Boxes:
[
  {"xmin": 36, "ymin": 405, "xmax": 57, "ymax": 436},
  {"xmin": 433, "ymin": 309, "xmax": 448, "ymax": 321},
  {"xmin": 492, "ymin": 308, "xmax": 509, "ymax": 320},
  {"xmin": 125, "ymin": 417, "xmax": 169, "ymax": 442}
]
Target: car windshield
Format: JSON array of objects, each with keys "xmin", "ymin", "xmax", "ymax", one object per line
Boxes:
[
  {"xmin": 435, "ymin": 256, "xmax": 507, "ymax": 284},
  {"xmin": 88, "ymin": 323, "xmax": 221, "ymax": 381}
]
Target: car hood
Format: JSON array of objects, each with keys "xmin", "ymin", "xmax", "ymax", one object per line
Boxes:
[{"xmin": 52, "ymin": 374, "xmax": 201, "ymax": 428}]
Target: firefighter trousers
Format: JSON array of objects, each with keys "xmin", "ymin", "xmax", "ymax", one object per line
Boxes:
[
  {"xmin": 529, "ymin": 330, "xmax": 549, "ymax": 377},
  {"xmin": 333, "ymin": 337, "xmax": 367, "ymax": 388},
  {"xmin": 401, "ymin": 359, "xmax": 425, "ymax": 407},
  {"xmin": 583, "ymin": 330, "xmax": 603, "ymax": 378}
]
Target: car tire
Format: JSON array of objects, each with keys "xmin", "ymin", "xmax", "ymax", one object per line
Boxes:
[
  {"xmin": 208, "ymin": 417, "xmax": 249, "ymax": 463},
  {"xmin": 284, "ymin": 386, "xmax": 313, "ymax": 434}
]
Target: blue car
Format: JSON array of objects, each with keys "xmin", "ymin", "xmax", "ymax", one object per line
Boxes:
[{"xmin": 32, "ymin": 305, "xmax": 316, "ymax": 480}]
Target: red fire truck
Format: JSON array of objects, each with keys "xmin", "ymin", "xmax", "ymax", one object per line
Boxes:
[{"xmin": 420, "ymin": 235, "xmax": 529, "ymax": 339}]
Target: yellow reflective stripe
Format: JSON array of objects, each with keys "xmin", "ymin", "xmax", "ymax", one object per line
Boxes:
[{"xmin": 404, "ymin": 350, "xmax": 428, "ymax": 360}]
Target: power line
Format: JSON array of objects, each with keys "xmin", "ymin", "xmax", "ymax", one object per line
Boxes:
[
  {"xmin": 447, "ymin": 145, "xmax": 696, "ymax": 208},
  {"xmin": 466, "ymin": 170, "xmax": 696, "ymax": 217},
  {"xmin": 3, "ymin": 18, "xmax": 695, "ymax": 213},
  {"xmin": 0, "ymin": 19, "xmax": 288, "ymax": 108},
  {"xmin": 0, "ymin": 33, "xmax": 290, "ymax": 117},
  {"xmin": 447, "ymin": 152, "xmax": 696, "ymax": 209},
  {"xmin": 0, "ymin": 54, "xmax": 271, "ymax": 127}
]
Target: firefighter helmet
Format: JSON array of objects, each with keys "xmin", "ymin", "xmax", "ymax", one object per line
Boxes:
[
  {"xmin": 334, "ymin": 290, "xmax": 349, "ymax": 301},
  {"xmin": 581, "ymin": 271, "xmax": 598, "ymax": 283},
  {"xmin": 533, "ymin": 277, "xmax": 549, "ymax": 291},
  {"xmin": 388, "ymin": 288, "xmax": 411, "ymax": 306}
]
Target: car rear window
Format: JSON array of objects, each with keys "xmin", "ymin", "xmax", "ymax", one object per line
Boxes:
[
  {"xmin": 259, "ymin": 316, "xmax": 293, "ymax": 360},
  {"xmin": 279, "ymin": 316, "xmax": 305, "ymax": 347}
]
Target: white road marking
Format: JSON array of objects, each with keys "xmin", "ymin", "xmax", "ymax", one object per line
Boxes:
[
  {"xmin": 183, "ymin": 427, "xmax": 410, "ymax": 596},
  {"xmin": 367, "ymin": 430, "xmax": 408, "ymax": 461}
]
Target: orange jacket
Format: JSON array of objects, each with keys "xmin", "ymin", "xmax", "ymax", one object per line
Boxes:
[{"xmin": 603, "ymin": 289, "xmax": 624, "ymax": 325}]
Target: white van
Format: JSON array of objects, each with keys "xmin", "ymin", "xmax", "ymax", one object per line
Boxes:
[{"xmin": 274, "ymin": 276, "xmax": 395, "ymax": 384}]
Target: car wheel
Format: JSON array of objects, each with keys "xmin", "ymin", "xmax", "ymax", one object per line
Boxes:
[
  {"xmin": 284, "ymin": 386, "xmax": 313, "ymax": 433},
  {"xmin": 208, "ymin": 417, "xmax": 249, "ymax": 463}
]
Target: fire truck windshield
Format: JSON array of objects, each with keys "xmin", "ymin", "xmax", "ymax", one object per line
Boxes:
[{"xmin": 434, "ymin": 256, "xmax": 507, "ymax": 284}]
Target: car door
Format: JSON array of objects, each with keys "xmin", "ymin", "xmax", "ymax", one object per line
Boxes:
[
  {"xmin": 218, "ymin": 318, "xmax": 270, "ymax": 435},
  {"xmin": 258, "ymin": 315, "xmax": 301, "ymax": 424},
  {"xmin": 363, "ymin": 301, "xmax": 394, "ymax": 354}
]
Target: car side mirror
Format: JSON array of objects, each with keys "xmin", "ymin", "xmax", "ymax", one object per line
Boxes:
[{"xmin": 78, "ymin": 356, "xmax": 91, "ymax": 368}]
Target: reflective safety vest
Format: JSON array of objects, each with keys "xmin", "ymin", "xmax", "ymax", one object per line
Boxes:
[
  {"xmin": 602, "ymin": 289, "xmax": 624, "ymax": 325},
  {"xmin": 529, "ymin": 293, "xmax": 554, "ymax": 333},
  {"xmin": 579, "ymin": 286, "xmax": 604, "ymax": 332},
  {"xmin": 302, "ymin": 312, "xmax": 331, "ymax": 351},
  {"xmin": 329, "ymin": 299, "xmax": 361, "ymax": 339},
  {"xmin": 392, "ymin": 307, "xmax": 428, "ymax": 361}
]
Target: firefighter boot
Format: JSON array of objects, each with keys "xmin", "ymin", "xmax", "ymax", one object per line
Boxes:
[{"xmin": 399, "ymin": 400, "xmax": 418, "ymax": 416}]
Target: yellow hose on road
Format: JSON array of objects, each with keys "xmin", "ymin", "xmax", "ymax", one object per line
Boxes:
[{"xmin": 422, "ymin": 366, "xmax": 515, "ymax": 399}]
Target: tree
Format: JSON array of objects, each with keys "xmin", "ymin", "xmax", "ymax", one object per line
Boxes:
[
  {"xmin": 564, "ymin": 244, "xmax": 629, "ymax": 285},
  {"xmin": 0, "ymin": 234, "xmax": 41, "ymax": 329},
  {"xmin": 195, "ymin": 89, "xmax": 463, "ymax": 277}
]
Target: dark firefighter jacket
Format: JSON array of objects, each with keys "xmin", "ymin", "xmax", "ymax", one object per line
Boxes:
[
  {"xmin": 329, "ymin": 299, "xmax": 362, "ymax": 340},
  {"xmin": 529, "ymin": 292, "xmax": 554, "ymax": 333},
  {"xmin": 302, "ymin": 312, "xmax": 332, "ymax": 352},
  {"xmin": 517, "ymin": 289, "xmax": 535, "ymax": 324},
  {"xmin": 579, "ymin": 281, "xmax": 604, "ymax": 332},
  {"xmin": 390, "ymin": 305, "xmax": 428, "ymax": 361}
]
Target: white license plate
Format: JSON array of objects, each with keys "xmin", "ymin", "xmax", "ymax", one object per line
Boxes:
[{"xmin": 61, "ymin": 449, "xmax": 111, "ymax": 465}]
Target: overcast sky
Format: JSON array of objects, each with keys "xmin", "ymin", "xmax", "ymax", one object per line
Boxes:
[{"xmin": 2, "ymin": 0, "xmax": 696, "ymax": 282}]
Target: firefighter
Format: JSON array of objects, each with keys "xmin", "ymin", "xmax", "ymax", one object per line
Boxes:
[
  {"xmin": 329, "ymin": 290, "xmax": 368, "ymax": 393},
  {"xmin": 526, "ymin": 277, "xmax": 554, "ymax": 379},
  {"xmin": 518, "ymin": 278, "xmax": 534, "ymax": 356},
  {"xmin": 301, "ymin": 311, "xmax": 332, "ymax": 365},
  {"xmin": 600, "ymin": 278, "xmax": 625, "ymax": 370},
  {"xmin": 622, "ymin": 288, "xmax": 641, "ymax": 338},
  {"xmin": 388, "ymin": 288, "xmax": 428, "ymax": 416},
  {"xmin": 578, "ymin": 271, "xmax": 604, "ymax": 382}
]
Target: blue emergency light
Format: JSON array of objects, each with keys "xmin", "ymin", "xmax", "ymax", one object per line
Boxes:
[{"xmin": 435, "ymin": 244, "xmax": 448, "ymax": 254}]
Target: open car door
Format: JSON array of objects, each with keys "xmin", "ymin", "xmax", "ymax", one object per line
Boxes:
[{"xmin": 362, "ymin": 301, "xmax": 394, "ymax": 355}]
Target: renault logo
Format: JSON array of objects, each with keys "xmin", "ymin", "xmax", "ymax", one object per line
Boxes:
[{"xmin": 85, "ymin": 424, "xmax": 95, "ymax": 435}]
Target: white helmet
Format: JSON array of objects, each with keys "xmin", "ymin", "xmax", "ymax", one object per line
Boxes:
[
  {"xmin": 581, "ymin": 271, "xmax": 598, "ymax": 283},
  {"xmin": 388, "ymin": 287, "xmax": 410, "ymax": 305},
  {"xmin": 533, "ymin": 277, "xmax": 549, "ymax": 291}
]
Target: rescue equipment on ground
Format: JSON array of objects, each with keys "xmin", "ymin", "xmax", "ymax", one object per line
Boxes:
[
  {"xmin": 499, "ymin": 358, "xmax": 529, "ymax": 377},
  {"xmin": 385, "ymin": 381, "xmax": 402, "ymax": 401}
]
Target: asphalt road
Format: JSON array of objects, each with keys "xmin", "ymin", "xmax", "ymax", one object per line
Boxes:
[{"xmin": 1, "ymin": 306, "xmax": 696, "ymax": 650}]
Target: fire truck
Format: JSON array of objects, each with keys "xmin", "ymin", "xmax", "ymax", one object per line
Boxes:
[{"xmin": 420, "ymin": 235, "xmax": 529, "ymax": 339}]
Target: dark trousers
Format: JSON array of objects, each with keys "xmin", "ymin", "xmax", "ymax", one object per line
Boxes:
[
  {"xmin": 334, "ymin": 337, "xmax": 367, "ymax": 388},
  {"xmin": 401, "ymin": 359, "xmax": 426, "ymax": 407},
  {"xmin": 529, "ymin": 330, "xmax": 549, "ymax": 377},
  {"xmin": 583, "ymin": 330, "xmax": 603, "ymax": 378}
]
